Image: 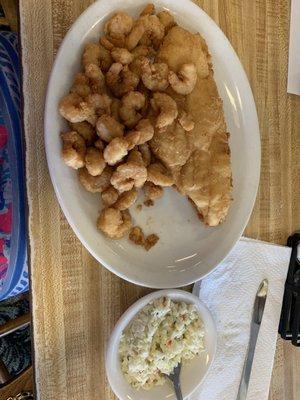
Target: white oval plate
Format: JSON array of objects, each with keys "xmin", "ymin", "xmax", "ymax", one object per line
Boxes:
[
  {"xmin": 44, "ymin": 0, "xmax": 260, "ymax": 288},
  {"xmin": 106, "ymin": 289, "xmax": 217, "ymax": 400}
]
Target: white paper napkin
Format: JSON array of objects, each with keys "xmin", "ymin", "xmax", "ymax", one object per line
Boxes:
[
  {"xmin": 287, "ymin": 0, "xmax": 300, "ymax": 95},
  {"xmin": 190, "ymin": 237, "xmax": 291, "ymax": 400}
]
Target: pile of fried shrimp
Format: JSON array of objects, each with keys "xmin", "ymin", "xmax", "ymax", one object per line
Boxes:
[{"xmin": 58, "ymin": 4, "xmax": 197, "ymax": 249}]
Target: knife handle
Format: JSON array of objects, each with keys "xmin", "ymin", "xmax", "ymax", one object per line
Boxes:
[{"xmin": 279, "ymin": 233, "xmax": 300, "ymax": 346}]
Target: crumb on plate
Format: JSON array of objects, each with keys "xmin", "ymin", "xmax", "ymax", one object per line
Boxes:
[
  {"xmin": 144, "ymin": 199, "xmax": 154, "ymax": 207},
  {"xmin": 136, "ymin": 204, "xmax": 142, "ymax": 211},
  {"xmin": 145, "ymin": 234, "xmax": 159, "ymax": 250},
  {"xmin": 129, "ymin": 226, "xmax": 145, "ymax": 246},
  {"xmin": 129, "ymin": 227, "xmax": 159, "ymax": 250}
]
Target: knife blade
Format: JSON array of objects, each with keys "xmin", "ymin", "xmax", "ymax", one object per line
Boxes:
[{"xmin": 236, "ymin": 279, "xmax": 268, "ymax": 400}]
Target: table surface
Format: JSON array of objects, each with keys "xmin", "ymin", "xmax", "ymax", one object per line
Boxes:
[{"xmin": 20, "ymin": 0, "xmax": 300, "ymax": 399}]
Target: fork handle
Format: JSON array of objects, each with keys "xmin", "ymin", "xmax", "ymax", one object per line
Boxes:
[{"xmin": 172, "ymin": 380, "xmax": 183, "ymax": 400}]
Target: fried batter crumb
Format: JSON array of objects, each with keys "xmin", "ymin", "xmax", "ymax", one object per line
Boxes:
[
  {"xmin": 145, "ymin": 234, "xmax": 159, "ymax": 250},
  {"xmin": 136, "ymin": 204, "xmax": 143, "ymax": 211},
  {"xmin": 144, "ymin": 199, "xmax": 154, "ymax": 207},
  {"xmin": 129, "ymin": 226, "xmax": 159, "ymax": 250},
  {"xmin": 129, "ymin": 226, "xmax": 145, "ymax": 246}
]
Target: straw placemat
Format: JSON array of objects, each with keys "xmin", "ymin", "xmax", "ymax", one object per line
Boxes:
[{"xmin": 20, "ymin": 1, "xmax": 298, "ymax": 399}]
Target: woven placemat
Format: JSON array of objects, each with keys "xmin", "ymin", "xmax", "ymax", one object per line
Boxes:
[{"xmin": 20, "ymin": 1, "xmax": 294, "ymax": 399}]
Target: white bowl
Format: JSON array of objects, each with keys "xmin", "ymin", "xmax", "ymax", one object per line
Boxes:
[
  {"xmin": 44, "ymin": 0, "xmax": 260, "ymax": 288},
  {"xmin": 105, "ymin": 289, "xmax": 217, "ymax": 400}
]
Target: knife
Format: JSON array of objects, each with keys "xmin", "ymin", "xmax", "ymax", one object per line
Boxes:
[{"xmin": 236, "ymin": 279, "xmax": 268, "ymax": 400}]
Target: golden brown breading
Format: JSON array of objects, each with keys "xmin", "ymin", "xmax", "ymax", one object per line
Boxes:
[{"xmin": 156, "ymin": 26, "xmax": 232, "ymax": 226}]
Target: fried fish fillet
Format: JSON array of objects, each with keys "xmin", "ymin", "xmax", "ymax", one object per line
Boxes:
[{"xmin": 152, "ymin": 26, "xmax": 232, "ymax": 226}]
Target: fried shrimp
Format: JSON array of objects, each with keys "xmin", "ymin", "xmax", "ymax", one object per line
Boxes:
[
  {"xmin": 69, "ymin": 121, "xmax": 97, "ymax": 145},
  {"xmin": 100, "ymin": 36, "xmax": 114, "ymax": 50},
  {"xmin": 111, "ymin": 47, "xmax": 134, "ymax": 65},
  {"xmin": 124, "ymin": 131, "xmax": 140, "ymax": 150},
  {"xmin": 106, "ymin": 63, "xmax": 139, "ymax": 98},
  {"xmin": 103, "ymin": 11, "xmax": 134, "ymax": 49},
  {"xmin": 106, "ymin": 63, "xmax": 123, "ymax": 79},
  {"xmin": 126, "ymin": 14, "xmax": 164, "ymax": 50},
  {"xmin": 127, "ymin": 149, "xmax": 145, "ymax": 165},
  {"xmin": 82, "ymin": 43, "xmax": 101, "ymax": 67},
  {"xmin": 78, "ymin": 166, "xmax": 113, "ymax": 193},
  {"xmin": 141, "ymin": 15, "xmax": 165, "ymax": 41},
  {"xmin": 125, "ymin": 119, "xmax": 154, "ymax": 149},
  {"xmin": 129, "ymin": 56, "xmax": 149, "ymax": 78},
  {"xmin": 85, "ymin": 93, "xmax": 112, "ymax": 126},
  {"xmin": 114, "ymin": 188, "xmax": 138, "ymax": 210},
  {"xmin": 84, "ymin": 63, "xmax": 105, "ymax": 92},
  {"xmin": 101, "ymin": 186, "xmax": 119, "ymax": 206},
  {"xmin": 168, "ymin": 63, "xmax": 197, "ymax": 95},
  {"xmin": 103, "ymin": 137, "xmax": 129, "ymax": 165},
  {"xmin": 131, "ymin": 45, "xmax": 153, "ymax": 58},
  {"xmin": 61, "ymin": 131, "xmax": 86, "ymax": 169},
  {"xmin": 71, "ymin": 73, "xmax": 91, "ymax": 98},
  {"xmin": 96, "ymin": 114, "xmax": 124, "ymax": 142},
  {"xmin": 144, "ymin": 181, "xmax": 163, "ymax": 200},
  {"xmin": 111, "ymin": 161, "xmax": 147, "ymax": 192},
  {"xmin": 73, "ymin": 72, "xmax": 89, "ymax": 85},
  {"xmin": 82, "ymin": 42, "xmax": 112, "ymax": 72},
  {"xmin": 147, "ymin": 162, "xmax": 174, "ymax": 186},
  {"xmin": 138, "ymin": 143, "xmax": 152, "ymax": 166},
  {"xmin": 104, "ymin": 11, "xmax": 134, "ymax": 39},
  {"xmin": 117, "ymin": 66, "xmax": 140, "ymax": 96},
  {"xmin": 150, "ymin": 92, "xmax": 178, "ymax": 129},
  {"xmin": 140, "ymin": 14, "xmax": 165, "ymax": 49},
  {"xmin": 87, "ymin": 93, "xmax": 112, "ymax": 115},
  {"xmin": 157, "ymin": 10, "xmax": 176, "ymax": 31},
  {"xmin": 141, "ymin": 61, "xmax": 169, "ymax": 91},
  {"xmin": 126, "ymin": 22, "xmax": 146, "ymax": 51},
  {"xmin": 106, "ymin": 62, "xmax": 122, "ymax": 85},
  {"xmin": 178, "ymin": 110, "xmax": 195, "ymax": 131},
  {"xmin": 85, "ymin": 147, "xmax": 106, "ymax": 176},
  {"xmin": 119, "ymin": 91, "xmax": 145, "ymax": 128},
  {"xmin": 70, "ymin": 84, "xmax": 90, "ymax": 98},
  {"xmin": 97, "ymin": 208, "xmax": 132, "ymax": 239},
  {"xmin": 140, "ymin": 3, "xmax": 155, "ymax": 16},
  {"xmin": 98, "ymin": 45, "xmax": 113, "ymax": 72},
  {"xmin": 59, "ymin": 93, "xmax": 93, "ymax": 123}
]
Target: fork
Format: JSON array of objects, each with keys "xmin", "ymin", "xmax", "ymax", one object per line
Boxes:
[{"xmin": 166, "ymin": 363, "xmax": 183, "ymax": 400}]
